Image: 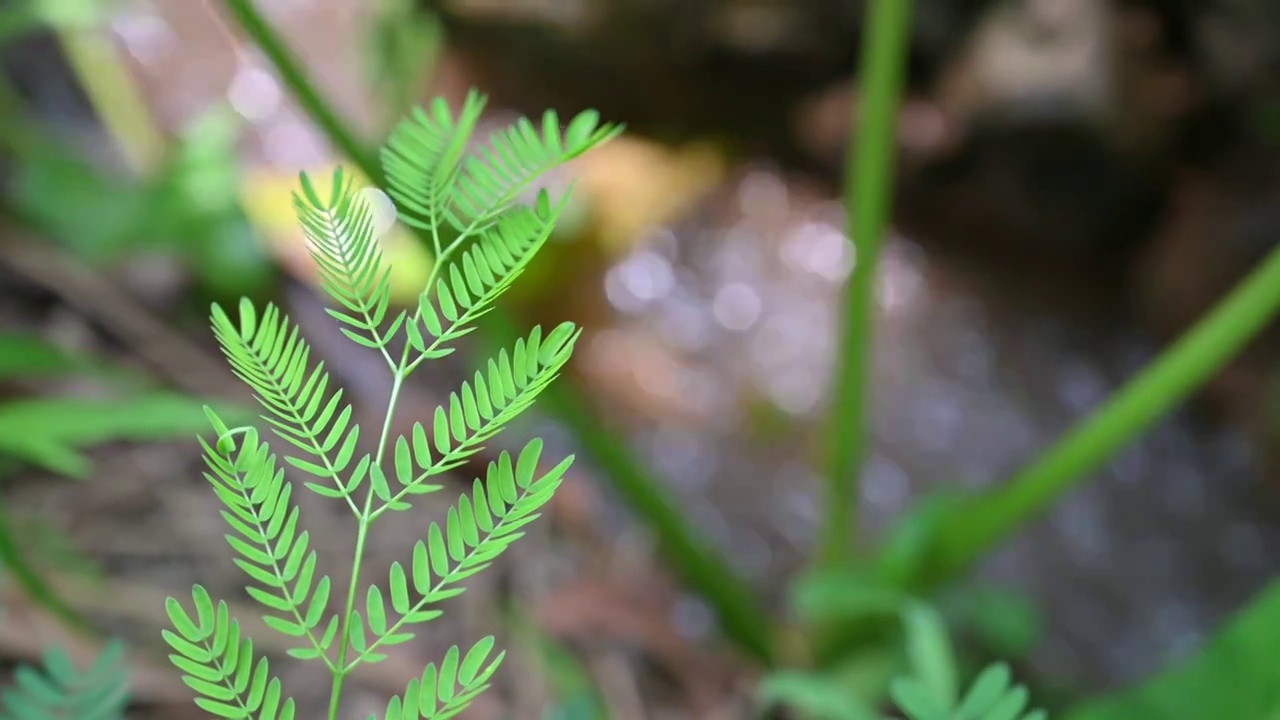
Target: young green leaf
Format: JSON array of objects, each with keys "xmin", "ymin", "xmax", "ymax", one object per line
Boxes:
[{"xmin": 175, "ymin": 90, "xmax": 613, "ymax": 720}]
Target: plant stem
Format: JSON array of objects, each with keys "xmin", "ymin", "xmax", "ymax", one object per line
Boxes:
[
  {"xmin": 224, "ymin": 0, "xmax": 778, "ymax": 664},
  {"xmin": 223, "ymin": 0, "xmax": 381, "ymax": 181},
  {"xmin": 0, "ymin": 506, "xmax": 91, "ymax": 630},
  {"xmin": 528, "ymin": 340, "xmax": 776, "ymax": 663},
  {"xmin": 56, "ymin": 26, "xmax": 168, "ymax": 175},
  {"xmin": 925, "ymin": 240, "xmax": 1280, "ymax": 586},
  {"xmin": 327, "ymin": 517, "xmax": 368, "ymax": 720},
  {"xmin": 820, "ymin": 0, "xmax": 914, "ymax": 568},
  {"xmin": 329, "ymin": 372, "xmax": 403, "ymax": 720}
]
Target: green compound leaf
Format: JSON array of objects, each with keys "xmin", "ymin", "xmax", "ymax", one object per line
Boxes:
[
  {"xmin": 294, "ymin": 167, "xmax": 403, "ymax": 355},
  {"xmin": 210, "ymin": 299, "xmax": 363, "ymax": 510},
  {"xmin": 0, "ymin": 640, "xmax": 130, "ymax": 720},
  {"xmin": 198, "ymin": 417, "xmax": 335, "ymax": 666},
  {"xmin": 448, "ymin": 105, "xmax": 621, "ymax": 231},
  {"xmin": 374, "ymin": 638, "xmax": 504, "ymax": 720},
  {"xmin": 163, "ymin": 586, "xmax": 297, "ymax": 720},
  {"xmin": 352, "ymin": 441, "xmax": 573, "ymax": 667},
  {"xmin": 404, "ymin": 198, "xmax": 568, "ymax": 366},
  {"xmin": 374, "ymin": 325, "xmax": 580, "ymax": 517},
  {"xmin": 181, "ymin": 91, "xmax": 613, "ymax": 720}
]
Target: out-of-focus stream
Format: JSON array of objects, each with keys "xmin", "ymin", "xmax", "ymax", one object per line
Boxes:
[{"xmin": 583, "ymin": 167, "xmax": 1280, "ymax": 690}]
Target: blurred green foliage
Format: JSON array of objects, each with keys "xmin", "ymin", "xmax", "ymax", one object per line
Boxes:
[
  {"xmin": 0, "ymin": 639, "xmax": 130, "ymax": 720},
  {"xmin": 1065, "ymin": 581, "xmax": 1280, "ymax": 720},
  {"xmin": 0, "ymin": 329, "xmax": 249, "ymax": 630},
  {"xmin": 5, "ymin": 108, "xmax": 277, "ymax": 298},
  {"xmin": 0, "ymin": 331, "xmax": 245, "ymax": 479}
]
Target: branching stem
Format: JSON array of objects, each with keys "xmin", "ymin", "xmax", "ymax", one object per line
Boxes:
[{"xmin": 328, "ymin": 368, "xmax": 403, "ymax": 719}]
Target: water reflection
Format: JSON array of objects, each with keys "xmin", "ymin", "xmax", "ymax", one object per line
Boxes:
[
  {"xmin": 112, "ymin": 6, "xmax": 176, "ymax": 65},
  {"xmin": 227, "ymin": 63, "xmax": 283, "ymax": 122},
  {"xmin": 591, "ymin": 164, "xmax": 1280, "ymax": 690}
]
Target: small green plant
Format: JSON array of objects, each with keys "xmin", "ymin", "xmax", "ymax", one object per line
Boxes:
[
  {"xmin": 0, "ymin": 332, "xmax": 224, "ymax": 480},
  {"xmin": 890, "ymin": 663, "xmax": 1044, "ymax": 720},
  {"xmin": 161, "ymin": 92, "xmax": 621, "ymax": 720},
  {"xmin": 759, "ymin": 600, "xmax": 1045, "ymax": 720},
  {"xmin": 0, "ymin": 331, "xmax": 237, "ymax": 630},
  {"xmin": 0, "ymin": 640, "xmax": 130, "ymax": 720}
]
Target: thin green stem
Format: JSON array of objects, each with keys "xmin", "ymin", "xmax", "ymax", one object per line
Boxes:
[
  {"xmin": 55, "ymin": 25, "xmax": 169, "ymax": 175},
  {"xmin": 329, "ymin": 233, "xmax": 446, "ymax": 719},
  {"xmin": 329, "ymin": 371, "xmax": 403, "ymax": 720},
  {"xmin": 375, "ymin": 374, "xmax": 405, "ymax": 468},
  {"xmin": 0, "ymin": 506, "xmax": 90, "ymax": 631},
  {"xmin": 820, "ymin": 0, "xmax": 914, "ymax": 568},
  {"xmin": 924, "ymin": 241, "xmax": 1280, "ymax": 586},
  {"xmin": 222, "ymin": 0, "xmax": 381, "ymax": 184},
  {"xmin": 493, "ymin": 314, "xmax": 776, "ymax": 664},
  {"xmin": 225, "ymin": 0, "xmax": 777, "ymax": 666},
  {"xmin": 327, "ymin": 517, "xmax": 369, "ymax": 720}
]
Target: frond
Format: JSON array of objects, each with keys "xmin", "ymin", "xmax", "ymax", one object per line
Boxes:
[
  {"xmin": 890, "ymin": 602, "xmax": 1047, "ymax": 720},
  {"xmin": 381, "ymin": 90, "xmax": 487, "ymax": 248},
  {"xmin": 910, "ymin": 663, "xmax": 1045, "ymax": 720},
  {"xmin": 404, "ymin": 194, "xmax": 567, "ymax": 367},
  {"xmin": 447, "ymin": 107, "xmax": 623, "ymax": 232},
  {"xmin": 199, "ymin": 412, "xmax": 337, "ymax": 666},
  {"xmin": 191, "ymin": 89, "xmax": 616, "ymax": 720},
  {"xmin": 892, "ymin": 664, "xmax": 1046, "ymax": 720},
  {"xmin": 0, "ymin": 641, "xmax": 129, "ymax": 720},
  {"xmin": 381, "ymin": 90, "xmax": 622, "ymax": 240},
  {"xmin": 373, "ymin": 639, "xmax": 504, "ymax": 720},
  {"xmin": 293, "ymin": 167, "xmax": 405, "ymax": 356},
  {"xmin": 348, "ymin": 439, "xmax": 572, "ymax": 666},
  {"xmin": 373, "ymin": 322, "xmax": 580, "ymax": 514},
  {"xmin": 163, "ymin": 585, "xmax": 297, "ymax": 720},
  {"xmin": 0, "ymin": 393, "xmax": 231, "ymax": 479},
  {"xmin": 210, "ymin": 299, "xmax": 365, "ymax": 510}
]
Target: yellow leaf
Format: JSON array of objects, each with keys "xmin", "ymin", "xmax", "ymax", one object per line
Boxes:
[{"xmin": 573, "ymin": 138, "xmax": 728, "ymax": 257}]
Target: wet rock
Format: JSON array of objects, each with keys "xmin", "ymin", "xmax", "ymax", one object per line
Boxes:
[
  {"xmin": 1133, "ymin": 165, "xmax": 1280, "ymax": 482},
  {"xmin": 434, "ymin": 0, "xmax": 994, "ymax": 167},
  {"xmin": 884, "ymin": 0, "xmax": 1195, "ymax": 268},
  {"xmin": 895, "ymin": 115, "xmax": 1167, "ymax": 270},
  {"xmin": 1192, "ymin": 0, "xmax": 1280, "ymax": 99}
]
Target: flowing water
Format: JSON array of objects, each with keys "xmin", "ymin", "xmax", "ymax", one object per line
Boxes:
[{"xmin": 582, "ymin": 167, "xmax": 1280, "ymax": 690}]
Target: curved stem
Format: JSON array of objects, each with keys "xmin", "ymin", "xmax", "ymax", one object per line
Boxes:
[
  {"xmin": 222, "ymin": 0, "xmax": 380, "ymax": 183},
  {"xmin": 926, "ymin": 241, "xmax": 1280, "ymax": 586}
]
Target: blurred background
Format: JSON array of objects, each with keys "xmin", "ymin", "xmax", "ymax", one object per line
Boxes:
[{"xmin": 2, "ymin": 0, "xmax": 1280, "ymax": 717}]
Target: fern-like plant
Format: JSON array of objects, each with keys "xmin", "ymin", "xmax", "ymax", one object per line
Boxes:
[
  {"xmin": 758, "ymin": 601, "xmax": 1046, "ymax": 720},
  {"xmin": 890, "ymin": 662, "xmax": 1046, "ymax": 720},
  {"xmin": 0, "ymin": 640, "xmax": 130, "ymax": 720},
  {"xmin": 163, "ymin": 90, "xmax": 621, "ymax": 720}
]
